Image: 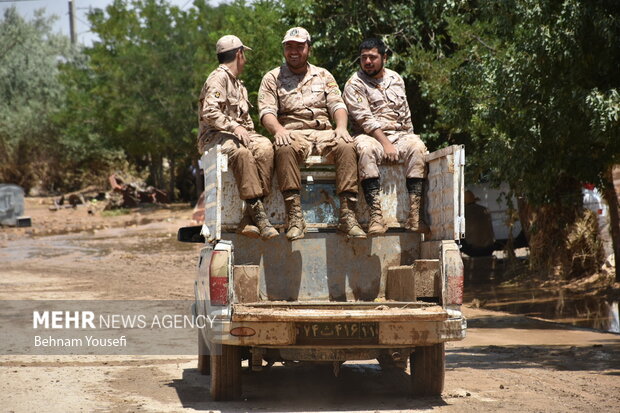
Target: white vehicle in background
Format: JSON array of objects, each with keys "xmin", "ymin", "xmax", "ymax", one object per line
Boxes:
[
  {"xmin": 464, "ymin": 183, "xmax": 526, "ymax": 256},
  {"xmin": 464, "ymin": 182, "xmax": 611, "ymax": 257}
]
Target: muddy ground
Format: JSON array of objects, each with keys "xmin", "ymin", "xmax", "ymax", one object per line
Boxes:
[{"xmin": 1, "ymin": 199, "xmax": 619, "ymax": 412}]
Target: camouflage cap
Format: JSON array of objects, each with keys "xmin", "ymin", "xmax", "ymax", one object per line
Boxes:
[
  {"xmin": 282, "ymin": 27, "xmax": 311, "ymax": 44},
  {"xmin": 216, "ymin": 35, "xmax": 252, "ymax": 54}
]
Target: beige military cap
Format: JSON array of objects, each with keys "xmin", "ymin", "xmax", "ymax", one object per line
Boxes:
[
  {"xmin": 282, "ymin": 27, "xmax": 311, "ymax": 43},
  {"xmin": 215, "ymin": 35, "xmax": 252, "ymax": 54}
]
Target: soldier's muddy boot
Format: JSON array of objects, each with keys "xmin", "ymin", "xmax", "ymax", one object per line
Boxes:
[
  {"xmin": 283, "ymin": 190, "xmax": 306, "ymax": 241},
  {"xmin": 405, "ymin": 193, "xmax": 430, "ymax": 234},
  {"xmin": 338, "ymin": 192, "xmax": 367, "ymax": 239},
  {"xmin": 247, "ymin": 198, "xmax": 279, "ymax": 240},
  {"xmin": 236, "ymin": 205, "xmax": 260, "ymax": 239},
  {"xmin": 362, "ymin": 179, "xmax": 387, "ymax": 236}
]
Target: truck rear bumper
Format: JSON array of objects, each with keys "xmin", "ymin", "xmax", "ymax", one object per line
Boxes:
[{"xmin": 204, "ymin": 314, "xmax": 466, "ymax": 348}]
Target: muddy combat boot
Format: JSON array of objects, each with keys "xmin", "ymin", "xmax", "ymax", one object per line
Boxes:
[
  {"xmin": 404, "ymin": 178, "xmax": 430, "ymax": 234},
  {"xmin": 362, "ymin": 179, "xmax": 387, "ymax": 236},
  {"xmin": 236, "ymin": 205, "xmax": 260, "ymax": 239},
  {"xmin": 283, "ymin": 190, "xmax": 306, "ymax": 241},
  {"xmin": 247, "ymin": 198, "xmax": 279, "ymax": 240},
  {"xmin": 338, "ymin": 192, "xmax": 367, "ymax": 239}
]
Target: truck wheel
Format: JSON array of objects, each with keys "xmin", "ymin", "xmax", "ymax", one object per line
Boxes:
[
  {"xmin": 197, "ymin": 330, "xmax": 210, "ymax": 375},
  {"xmin": 410, "ymin": 343, "xmax": 445, "ymax": 396},
  {"xmin": 210, "ymin": 344, "xmax": 242, "ymax": 400}
]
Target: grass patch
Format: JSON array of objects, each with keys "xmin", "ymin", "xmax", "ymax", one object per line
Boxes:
[{"xmin": 101, "ymin": 208, "xmax": 131, "ymax": 217}]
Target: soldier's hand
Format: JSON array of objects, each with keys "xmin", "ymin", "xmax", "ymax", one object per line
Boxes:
[
  {"xmin": 335, "ymin": 126, "xmax": 353, "ymax": 143},
  {"xmin": 234, "ymin": 126, "xmax": 251, "ymax": 147},
  {"xmin": 274, "ymin": 128, "xmax": 292, "ymax": 146},
  {"xmin": 383, "ymin": 141, "xmax": 399, "ymax": 162}
]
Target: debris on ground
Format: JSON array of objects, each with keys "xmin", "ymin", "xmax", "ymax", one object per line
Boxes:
[
  {"xmin": 48, "ymin": 176, "xmax": 169, "ymax": 212},
  {"xmin": 106, "ymin": 173, "xmax": 168, "ymax": 210},
  {"xmin": 49, "ymin": 185, "xmax": 106, "ymax": 211}
]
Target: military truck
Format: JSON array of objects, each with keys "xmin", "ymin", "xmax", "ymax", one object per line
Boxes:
[{"xmin": 179, "ymin": 144, "xmax": 467, "ymax": 400}]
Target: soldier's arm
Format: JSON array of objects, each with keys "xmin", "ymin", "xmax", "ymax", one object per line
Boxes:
[
  {"xmin": 333, "ymin": 108, "xmax": 353, "ymax": 143},
  {"xmin": 201, "ymin": 74, "xmax": 241, "ymax": 134},
  {"xmin": 258, "ymin": 73, "xmax": 291, "ymax": 146},
  {"xmin": 323, "ymin": 71, "xmax": 348, "ymax": 120},
  {"xmin": 323, "ymin": 71, "xmax": 351, "ymax": 142},
  {"xmin": 343, "ymin": 81, "xmax": 384, "ymax": 133}
]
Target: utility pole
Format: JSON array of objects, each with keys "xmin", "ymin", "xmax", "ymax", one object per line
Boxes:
[{"xmin": 68, "ymin": 0, "xmax": 77, "ymax": 45}]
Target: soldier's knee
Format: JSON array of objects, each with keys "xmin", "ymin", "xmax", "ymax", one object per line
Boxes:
[
  {"xmin": 335, "ymin": 140, "xmax": 356, "ymax": 155},
  {"xmin": 232, "ymin": 146, "xmax": 253, "ymax": 162},
  {"xmin": 254, "ymin": 144, "xmax": 274, "ymax": 162},
  {"xmin": 275, "ymin": 144, "xmax": 297, "ymax": 160}
]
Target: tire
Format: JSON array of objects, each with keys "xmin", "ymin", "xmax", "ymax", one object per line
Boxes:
[
  {"xmin": 410, "ymin": 343, "xmax": 445, "ymax": 396},
  {"xmin": 197, "ymin": 330, "xmax": 210, "ymax": 375},
  {"xmin": 210, "ymin": 344, "xmax": 242, "ymax": 400}
]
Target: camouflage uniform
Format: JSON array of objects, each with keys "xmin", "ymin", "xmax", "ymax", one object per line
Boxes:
[
  {"xmin": 198, "ymin": 65, "xmax": 274, "ymax": 200},
  {"xmin": 343, "ymin": 68, "xmax": 427, "ymax": 180},
  {"xmin": 258, "ymin": 63, "xmax": 358, "ymax": 195}
]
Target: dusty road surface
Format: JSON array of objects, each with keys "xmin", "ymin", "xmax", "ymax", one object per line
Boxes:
[{"xmin": 1, "ymin": 199, "xmax": 619, "ymax": 412}]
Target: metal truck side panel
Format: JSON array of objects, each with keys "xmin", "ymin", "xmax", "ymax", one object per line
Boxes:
[
  {"xmin": 202, "ymin": 145, "xmax": 465, "ymax": 241},
  {"xmin": 426, "ymin": 145, "xmax": 465, "ymax": 241},
  {"xmin": 441, "ymin": 241, "xmax": 464, "ymax": 305}
]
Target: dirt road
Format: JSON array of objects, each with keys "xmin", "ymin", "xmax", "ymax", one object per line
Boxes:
[{"xmin": 1, "ymin": 200, "xmax": 619, "ymax": 412}]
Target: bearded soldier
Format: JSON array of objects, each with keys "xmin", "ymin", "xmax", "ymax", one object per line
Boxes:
[{"xmin": 343, "ymin": 38, "xmax": 430, "ymax": 235}]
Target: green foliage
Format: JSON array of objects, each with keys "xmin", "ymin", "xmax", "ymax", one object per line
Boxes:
[
  {"xmin": 286, "ymin": 0, "xmax": 619, "ymax": 277},
  {"xmin": 0, "ymin": 7, "xmax": 73, "ymax": 191},
  {"xmin": 413, "ymin": 0, "xmax": 620, "ymax": 204},
  {"xmin": 287, "ymin": 0, "xmax": 620, "ymax": 205},
  {"xmin": 80, "ymin": 0, "xmax": 198, "ymax": 194},
  {"xmin": 101, "ymin": 207, "xmax": 131, "ymax": 217},
  {"xmin": 55, "ymin": 0, "xmax": 286, "ymax": 198}
]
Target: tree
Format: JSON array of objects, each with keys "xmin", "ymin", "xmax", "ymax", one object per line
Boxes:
[
  {"xmin": 287, "ymin": 0, "xmax": 620, "ymax": 279},
  {"xmin": 414, "ymin": 0, "xmax": 620, "ymax": 278},
  {"xmin": 0, "ymin": 7, "xmax": 73, "ymax": 192},
  {"xmin": 80, "ymin": 0, "xmax": 198, "ymax": 199},
  {"xmin": 68, "ymin": 0, "xmax": 286, "ymax": 200}
]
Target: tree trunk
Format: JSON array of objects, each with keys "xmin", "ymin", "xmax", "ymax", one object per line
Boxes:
[
  {"xmin": 602, "ymin": 167, "xmax": 620, "ymax": 282},
  {"xmin": 517, "ymin": 196, "xmax": 531, "ymax": 243},
  {"xmin": 527, "ymin": 180, "xmax": 582, "ymax": 279},
  {"xmin": 148, "ymin": 153, "xmax": 164, "ymax": 190},
  {"xmin": 168, "ymin": 156, "xmax": 176, "ymax": 202}
]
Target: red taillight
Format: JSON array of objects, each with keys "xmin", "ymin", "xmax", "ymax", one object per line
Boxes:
[
  {"xmin": 230, "ymin": 327, "xmax": 256, "ymax": 337},
  {"xmin": 209, "ymin": 250, "xmax": 229, "ymax": 306}
]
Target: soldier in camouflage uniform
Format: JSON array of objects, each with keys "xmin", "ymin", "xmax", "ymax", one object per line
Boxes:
[
  {"xmin": 258, "ymin": 27, "xmax": 366, "ymax": 241},
  {"xmin": 343, "ymin": 38, "xmax": 430, "ymax": 235},
  {"xmin": 197, "ymin": 35, "xmax": 278, "ymax": 240}
]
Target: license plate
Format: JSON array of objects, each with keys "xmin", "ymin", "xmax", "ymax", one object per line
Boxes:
[{"xmin": 295, "ymin": 322, "xmax": 379, "ymax": 344}]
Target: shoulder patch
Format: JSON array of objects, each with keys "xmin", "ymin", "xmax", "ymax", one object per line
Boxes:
[{"xmin": 327, "ymin": 81, "xmax": 338, "ymax": 88}]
